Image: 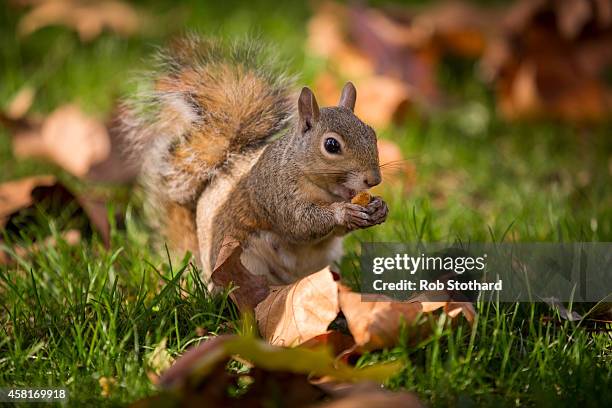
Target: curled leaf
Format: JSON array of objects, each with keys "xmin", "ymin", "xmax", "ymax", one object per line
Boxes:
[
  {"xmin": 158, "ymin": 334, "xmax": 402, "ymax": 391},
  {"xmin": 211, "ymin": 237, "xmax": 270, "ymax": 312},
  {"xmin": 255, "ymin": 267, "xmax": 340, "ymax": 346}
]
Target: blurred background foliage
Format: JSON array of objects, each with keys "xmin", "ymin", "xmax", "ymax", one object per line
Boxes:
[
  {"xmin": 1, "ymin": 0, "xmax": 610, "ymax": 245},
  {"xmin": 1, "ymin": 1, "xmax": 611, "ymax": 405}
]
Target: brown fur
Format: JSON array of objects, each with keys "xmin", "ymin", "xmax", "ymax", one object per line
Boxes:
[
  {"xmin": 120, "ymin": 36, "xmax": 294, "ymax": 257},
  {"xmin": 122, "ymin": 36, "xmax": 387, "ymax": 284},
  {"xmin": 162, "ymin": 201, "xmax": 199, "ymax": 259}
]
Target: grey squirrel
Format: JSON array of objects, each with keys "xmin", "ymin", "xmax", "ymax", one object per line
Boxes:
[{"xmin": 120, "ymin": 35, "xmax": 388, "ymax": 285}]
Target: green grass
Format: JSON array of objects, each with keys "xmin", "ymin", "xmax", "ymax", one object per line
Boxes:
[{"xmin": 1, "ymin": 1, "xmax": 611, "ymax": 406}]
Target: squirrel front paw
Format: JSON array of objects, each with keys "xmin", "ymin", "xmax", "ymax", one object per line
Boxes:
[{"xmin": 332, "ymin": 196, "xmax": 388, "ymax": 231}]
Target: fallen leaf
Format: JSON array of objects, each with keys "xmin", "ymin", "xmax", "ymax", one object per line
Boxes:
[
  {"xmin": 0, "ymin": 175, "xmax": 56, "ymax": 227},
  {"xmin": 310, "ymin": 0, "xmax": 612, "ymax": 122},
  {"xmin": 353, "ymin": 76, "xmax": 411, "ymax": 128},
  {"xmin": 17, "ymin": 0, "xmax": 141, "ymax": 42},
  {"xmin": 338, "ymin": 289, "xmax": 423, "ymax": 350},
  {"xmin": 211, "ymin": 241, "xmax": 474, "ymax": 352},
  {"xmin": 158, "ymin": 334, "xmax": 402, "ymax": 391},
  {"xmin": 12, "ymin": 104, "xmax": 111, "ymax": 177},
  {"xmin": 308, "ymin": 2, "xmax": 428, "ymax": 114},
  {"xmin": 497, "ymin": 61, "xmax": 541, "ymax": 120},
  {"xmin": 142, "ymin": 330, "xmax": 417, "ymax": 407},
  {"xmin": 313, "ymin": 73, "xmax": 410, "ymax": 128},
  {"xmin": 423, "ymin": 300, "xmax": 476, "ymax": 324},
  {"xmin": 338, "ymin": 285, "xmax": 474, "ymax": 350},
  {"xmin": 481, "ymin": 0, "xmax": 612, "ymax": 121},
  {"xmin": 156, "ymin": 335, "xmax": 233, "ymax": 389},
  {"xmin": 345, "ymin": 4, "xmax": 439, "ymax": 101},
  {"xmin": 255, "ymin": 268, "xmax": 340, "ymax": 347},
  {"xmin": 0, "ymin": 176, "xmax": 112, "ymax": 247},
  {"xmin": 308, "ymin": 1, "xmax": 492, "ymax": 120},
  {"xmin": 211, "ymin": 237, "xmax": 270, "ymax": 312}
]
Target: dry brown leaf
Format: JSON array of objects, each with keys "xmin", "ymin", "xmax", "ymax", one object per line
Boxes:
[
  {"xmin": 497, "ymin": 61, "xmax": 541, "ymax": 120},
  {"xmin": 18, "ymin": 0, "xmax": 140, "ymax": 42},
  {"xmin": 482, "ymin": 0, "xmax": 612, "ymax": 121},
  {"xmin": 211, "ymin": 237, "xmax": 270, "ymax": 312},
  {"xmin": 148, "ymin": 334, "xmax": 408, "ymax": 407},
  {"xmin": 255, "ymin": 267, "xmax": 340, "ymax": 347},
  {"xmin": 5, "ymin": 86, "xmax": 35, "ymax": 120},
  {"xmin": 354, "ymin": 76, "xmax": 411, "ymax": 128},
  {"xmin": 210, "ymin": 238, "xmax": 474, "ymax": 353},
  {"xmin": 12, "ymin": 104, "xmax": 111, "ymax": 177},
  {"xmin": 344, "ymin": 5, "xmax": 440, "ymax": 105},
  {"xmin": 308, "ymin": 2, "xmax": 432, "ymax": 109},
  {"xmin": 0, "ymin": 175, "xmax": 112, "ymax": 247},
  {"xmin": 313, "ymin": 73, "xmax": 411, "ymax": 128},
  {"xmin": 332, "ymin": 46, "xmax": 376, "ymax": 78},
  {"xmin": 377, "ymin": 139, "xmax": 403, "ymax": 168},
  {"xmin": 421, "ymin": 299, "xmax": 476, "ymax": 323},
  {"xmin": 78, "ymin": 196, "xmax": 112, "ymax": 246},
  {"xmin": 310, "ymin": 0, "xmax": 612, "ymax": 122},
  {"xmin": 0, "ymin": 175, "xmax": 56, "ymax": 227},
  {"xmin": 338, "ymin": 286, "xmax": 474, "ymax": 350},
  {"xmin": 338, "ymin": 289, "xmax": 423, "ymax": 350}
]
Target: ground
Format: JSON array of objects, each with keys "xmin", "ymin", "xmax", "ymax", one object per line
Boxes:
[{"xmin": 1, "ymin": 1, "xmax": 611, "ymax": 406}]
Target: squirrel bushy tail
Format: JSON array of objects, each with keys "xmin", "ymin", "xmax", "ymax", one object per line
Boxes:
[{"xmin": 119, "ymin": 35, "xmax": 295, "ymax": 257}]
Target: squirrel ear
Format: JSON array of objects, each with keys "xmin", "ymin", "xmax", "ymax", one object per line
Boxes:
[
  {"xmin": 298, "ymin": 87, "xmax": 320, "ymax": 133},
  {"xmin": 338, "ymin": 82, "xmax": 356, "ymax": 111}
]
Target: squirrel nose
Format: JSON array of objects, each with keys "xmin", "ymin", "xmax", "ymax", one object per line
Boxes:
[{"xmin": 364, "ymin": 171, "xmax": 381, "ymax": 188}]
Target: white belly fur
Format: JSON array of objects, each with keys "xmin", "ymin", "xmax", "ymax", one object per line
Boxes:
[
  {"xmin": 196, "ymin": 150, "xmax": 263, "ymax": 280},
  {"xmin": 196, "ymin": 150, "xmax": 344, "ymax": 285},
  {"xmin": 241, "ymin": 232, "xmax": 344, "ymax": 285}
]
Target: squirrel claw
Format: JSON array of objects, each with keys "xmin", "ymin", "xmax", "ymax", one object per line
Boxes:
[
  {"xmin": 368, "ymin": 197, "xmax": 388, "ymax": 225},
  {"xmin": 336, "ymin": 197, "xmax": 388, "ymax": 231}
]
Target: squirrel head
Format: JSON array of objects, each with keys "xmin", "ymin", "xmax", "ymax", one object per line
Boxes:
[{"xmin": 295, "ymin": 82, "xmax": 381, "ymax": 202}]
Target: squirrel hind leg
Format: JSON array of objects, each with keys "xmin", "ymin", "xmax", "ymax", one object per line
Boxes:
[{"xmin": 160, "ymin": 201, "xmax": 200, "ymax": 264}]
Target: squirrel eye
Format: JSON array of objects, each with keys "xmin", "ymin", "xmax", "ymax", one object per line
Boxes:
[{"xmin": 324, "ymin": 137, "xmax": 341, "ymax": 154}]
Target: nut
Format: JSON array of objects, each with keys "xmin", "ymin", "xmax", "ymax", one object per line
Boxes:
[{"xmin": 351, "ymin": 191, "xmax": 372, "ymax": 206}]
